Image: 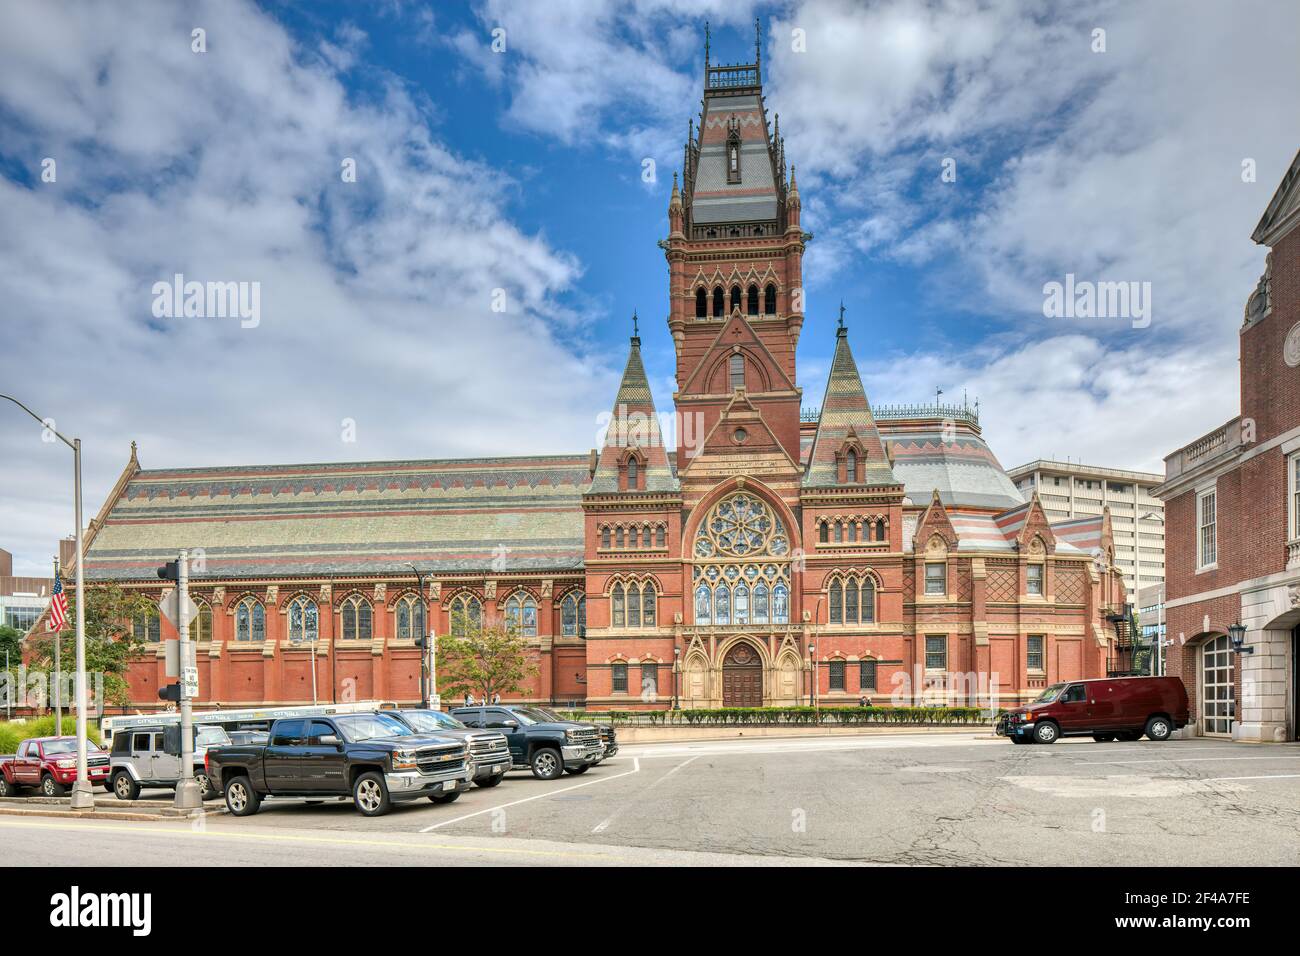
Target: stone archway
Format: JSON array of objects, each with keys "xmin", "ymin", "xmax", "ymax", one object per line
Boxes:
[{"xmin": 722, "ymin": 640, "xmax": 764, "ymax": 707}]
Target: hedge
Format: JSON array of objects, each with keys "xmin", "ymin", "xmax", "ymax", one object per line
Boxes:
[
  {"xmin": 554, "ymin": 706, "xmax": 1002, "ymax": 727},
  {"xmin": 0, "ymin": 715, "xmax": 103, "ymax": 755}
]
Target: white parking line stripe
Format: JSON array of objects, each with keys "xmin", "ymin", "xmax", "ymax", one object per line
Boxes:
[
  {"xmin": 591, "ymin": 755, "xmax": 699, "ymax": 834},
  {"xmin": 1204, "ymin": 773, "xmax": 1300, "ymax": 782},
  {"xmin": 1071, "ymin": 755, "xmax": 1300, "ymax": 766},
  {"xmin": 419, "ymin": 758, "xmax": 641, "ymax": 833}
]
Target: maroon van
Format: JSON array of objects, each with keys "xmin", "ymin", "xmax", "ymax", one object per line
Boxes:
[{"xmin": 1001, "ymin": 676, "xmax": 1190, "ymax": 744}]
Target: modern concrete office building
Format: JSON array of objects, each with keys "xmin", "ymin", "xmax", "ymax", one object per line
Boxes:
[{"xmin": 1007, "ymin": 460, "xmax": 1165, "ymax": 598}]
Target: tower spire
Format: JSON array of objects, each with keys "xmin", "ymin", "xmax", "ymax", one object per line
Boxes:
[
  {"xmin": 755, "ymin": 17, "xmax": 762, "ymax": 76},
  {"xmin": 838, "ymin": 300, "xmax": 847, "ymax": 336},
  {"xmin": 631, "ymin": 309, "xmax": 640, "ymax": 344},
  {"xmin": 704, "ymin": 21, "xmax": 710, "ymax": 74}
]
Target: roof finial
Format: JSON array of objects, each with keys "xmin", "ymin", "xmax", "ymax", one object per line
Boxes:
[
  {"xmin": 935, "ymin": 387, "xmax": 944, "ymax": 403},
  {"xmin": 704, "ymin": 21, "xmax": 711, "ymax": 73},
  {"xmin": 755, "ymin": 17, "xmax": 762, "ymax": 74},
  {"xmin": 837, "ymin": 300, "xmax": 847, "ymax": 337},
  {"xmin": 631, "ymin": 309, "xmax": 640, "ymax": 344}
]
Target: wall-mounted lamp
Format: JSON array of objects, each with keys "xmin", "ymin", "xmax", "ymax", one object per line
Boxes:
[{"xmin": 1228, "ymin": 622, "xmax": 1251, "ymax": 654}]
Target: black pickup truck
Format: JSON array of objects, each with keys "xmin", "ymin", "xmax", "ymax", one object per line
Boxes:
[
  {"xmin": 205, "ymin": 712, "xmax": 473, "ymax": 817},
  {"xmin": 384, "ymin": 709, "xmax": 513, "ymax": 788},
  {"xmin": 450, "ymin": 705, "xmax": 604, "ymax": 780}
]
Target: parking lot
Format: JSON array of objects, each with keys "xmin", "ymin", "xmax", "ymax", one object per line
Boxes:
[{"xmin": 5, "ymin": 733, "xmax": 1299, "ymax": 866}]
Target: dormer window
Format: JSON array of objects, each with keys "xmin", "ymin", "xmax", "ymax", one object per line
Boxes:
[
  {"xmin": 846, "ymin": 449, "xmax": 857, "ymax": 483},
  {"xmin": 726, "ymin": 127, "xmax": 741, "ymax": 184},
  {"xmin": 623, "ymin": 453, "xmax": 641, "ymax": 491}
]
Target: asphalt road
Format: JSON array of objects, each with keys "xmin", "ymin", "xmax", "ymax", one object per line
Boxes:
[{"xmin": 5, "ymin": 733, "xmax": 1299, "ymax": 866}]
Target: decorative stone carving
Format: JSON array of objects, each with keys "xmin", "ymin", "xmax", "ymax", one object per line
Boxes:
[
  {"xmin": 429, "ymin": 581, "xmax": 441, "ymax": 601},
  {"xmin": 319, "ymin": 583, "xmax": 331, "ymax": 602},
  {"xmin": 265, "ymin": 585, "xmax": 278, "ymax": 606},
  {"xmin": 374, "ymin": 582, "xmax": 387, "ymax": 605},
  {"xmin": 1287, "ymin": 584, "xmax": 1300, "ymax": 609},
  {"xmin": 212, "ymin": 586, "xmax": 226, "ymax": 607},
  {"xmin": 484, "ymin": 580, "xmax": 497, "ymax": 600},
  {"xmin": 1284, "ymin": 322, "xmax": 1300, "ymax": 369},
  {"xmin": 541, "ymin": 579, "xmax": 553, "ymax": 598}
]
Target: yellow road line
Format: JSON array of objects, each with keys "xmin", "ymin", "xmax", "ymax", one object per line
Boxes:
[{"xmin": 0, "ymin": 817, "xmax": 617, "ymax": 862}]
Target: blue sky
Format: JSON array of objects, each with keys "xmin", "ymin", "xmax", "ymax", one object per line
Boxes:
[{"xmin": 1, "ymin": 0, "xmax": 1298, "ymax": 574}]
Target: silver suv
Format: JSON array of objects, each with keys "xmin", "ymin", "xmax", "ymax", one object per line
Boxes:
[{"xmin": 108, "ymin": 724, "xmax": 232, "ymax": 800}]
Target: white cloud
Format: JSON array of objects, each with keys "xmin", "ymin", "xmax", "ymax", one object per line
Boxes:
[{"xmin": 0, "ymin": 0, "xmax": 617, "ymax": 574}]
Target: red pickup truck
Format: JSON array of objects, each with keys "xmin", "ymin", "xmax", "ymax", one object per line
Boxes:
[{"xmin": 0, "ymin": 736, "xmax": 112, "ymax": 797}]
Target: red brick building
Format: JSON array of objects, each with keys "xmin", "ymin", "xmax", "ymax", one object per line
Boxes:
[
  {"xmin": 78, "ymin": 50, "xmax": 1128, "ymax": 713},
  {"xmin": 1155, "ymin": 149, "xmax": 1300, "ymax": 743}
]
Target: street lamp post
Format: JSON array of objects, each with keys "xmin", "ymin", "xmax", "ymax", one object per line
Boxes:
[
  {"xmin": 1, "ymin": 394, "xmax": 93, "ymax": 810},
  {"xmin": 1138, "ymin": 511, "xmax": 1166, "ymax": 675},
  {"xmin": 407, "ymin": 564, "xmax": 432, "ymax": 708},
  {"xmin": 672, "ymin": 646, "xmax": 680, "ymax": 710}
]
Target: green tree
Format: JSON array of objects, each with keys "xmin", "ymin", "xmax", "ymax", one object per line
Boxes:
[
  {"xmin": 24, "ymin": 582, "xmax": 152, "ymax": 708},
  {"xmin": 0, "ymin": 624, "xmax": 22, "ymax": 663},
  {"xmin": 437, "ymin": 614, "xmax": 538, "ymax": 703}
]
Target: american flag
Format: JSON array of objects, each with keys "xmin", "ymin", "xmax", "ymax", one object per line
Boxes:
[{"xmin": 47, "ymin": 576, "xmax": 68, "ymax": 632}]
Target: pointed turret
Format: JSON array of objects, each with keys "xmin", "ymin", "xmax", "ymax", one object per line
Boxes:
[
  {"xmin": 804, "ymin": 316, "xmax": 899, "ymax": 488},
  {"xmin": 588, "ymin": 323, "xmax": 677, "ymax": 494}
]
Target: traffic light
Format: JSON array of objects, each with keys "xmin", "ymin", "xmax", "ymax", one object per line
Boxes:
[
  {"xmin": 157, "ymin": 561, "xmax": 180, "ymax": 581},
  {"xmin": 158, "ymin": 683, "xmax": 181, "ymax": 703}
]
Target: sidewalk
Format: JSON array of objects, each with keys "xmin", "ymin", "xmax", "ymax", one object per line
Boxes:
[
  {"xmin": 0, "ymin": 794, "xmax": 208, "ymax": 822},
  {"xmin": 610, "ymin": 724, "xmax": 990, "ymax": 744}
]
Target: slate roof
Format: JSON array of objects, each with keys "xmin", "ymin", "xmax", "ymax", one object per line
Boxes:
[
  {"xmin": 803, "ymin": 329, "xmax": 900, "ymax": 488},
  {"xmin": 690, "ymin": 89, "xmax": 780, "ymax": 225},
  {"xmin": 947, "ymin": 508, "xmax": 1088, "ymax": 555},
  {"xmin": 83, "ymin": 456, "xmax": 591, "ymax": 581},
  {"xmin": 587, "ymin": 336, "xmax": 678, "ymax": 494},
  {"xmin": 877, "ymin": 421, "xmax": 1025, "ymax": 511}
]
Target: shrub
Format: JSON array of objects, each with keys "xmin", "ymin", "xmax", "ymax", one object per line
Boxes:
[{"xmin": 0, "ymin": 715, "xmax": 102, "ymax": 754}]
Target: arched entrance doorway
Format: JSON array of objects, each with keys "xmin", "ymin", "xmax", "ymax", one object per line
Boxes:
[
  {"xmin": 722, "ymin": 641, "xmax": 763, "ymax": 707},
  {"xmin": 1200, "ymin": 633, "xmax": 1235, "ymax": 737}
]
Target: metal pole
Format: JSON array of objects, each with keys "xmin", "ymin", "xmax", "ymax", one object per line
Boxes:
[
  {"xmin": 1, "ymin": 395, "xmax": 92, "ymax": 809},
  {"xmin": 173, "ymin": 549, "xmax": 201, "ymax": 809},
  {"xmin": 5, "ymin": 649, "xmax": 10, "ymax": 720},
  {"xmin": 68, "ymin": 439, "xmax": 93, "ymax": 809}
]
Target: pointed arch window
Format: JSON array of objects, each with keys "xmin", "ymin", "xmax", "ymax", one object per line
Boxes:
[
  {"xmin": 862, "ymin": 578, "xmax": 876, "ymax": 623},
  {"xmin": 561, "ymin": 592, "xmax": 586, "ymax": 638},
  {"xmin": 449, "ymin": 594, "xmax": 482, "ymax": 637},
  {"xmin": 875, "ymin": 519, "xmax": 886, "ymax": 542},
  {"xmin": 713, "ymin": 287, "xmax": 725, "ymax": 317},
  {"xmin": 627, "ymin": 583, "xmax": 641, "ymax": 627},
  {"xmin": 601, "ymin": 526, "xmax": 612, "ymax": 549},
  {"xmin": 714, "ymin": 584, "xmax": 731, "ymax": 625},
  {"xmin": 695, "ymin": 287, "xmax": 707, "ymax": 318},
  {"xmin": 287, "ymin": 595, "xmax": 320, "ymax": 644},
  {"xmin": 848, "ymin": 521, "xmax": 858, "ymax": 543},
  {"xmin": 730, "ymin": 285, "xmax": 743, "ymax": 314},
  {"xmin": 133, "ymin": 604, "xmax": 162, "ymax": 643},
  {"xmin": 829, "ymin": 580, "xmax": 843, "ymax": 623},
  {"xmin": 727, "ymin": 131, "xmax": 741, "ymax": 183},
  {"xmin": 695, "ymin": 584, "xmax": 712, "ymax": 625},
  {"xmin": 834, "ymin": 520, "xmax": 844, "ymax": 543},
  {"xmin": 819, "ymin": 521, "xmax": 829, "ymax": 544},
  {"xmin": 655, "ymin": 524, "xmax": 666, "ymax": 548},
  {"xmin": 340, "ymin": 595, "xmax": 372, "ymax": 642},
  {"xmin": 394, "ymin": 593, "xmax": 425, "ymax": 642},
  {"xmin": 772, "ymin": 584, "xmax": 789, "ymax": 623},
  {"xmin": 617, "ymin": 526, "xmax": 626, "ymax": 548},
  {"xmin": 729, "ymin": 354, "xmax": 745, "ymax": 391},
  {"xmin": 612, "ymin": 581, "xmax": 656, "ymax": 629},
  {"xmin": 625, "ymin": 456, "xmax": 639, "ymax": 490},
  {"xmin": 188, "ymin": 600, "xmax": 212, "ymax": 643},
  {"xmin": 753, "ymin": 582, "xmax": 770, "ymax": 624},
  {"xmin": 234, "ymin": 598, "xmax": 265, "ymax": 643},
  {"xmin": 747, "ymin": 284, "xmax": 759, "ymax": 316},
  {"xmin": 505, "ymin": 593, "xmax": 538, "ymax": 638},
  {"xmin": 734, "ymin": 583, "xmax": 750, "ymax": 625},
  {"xmin": 764, "ymin": 284, "xmax": 777, "ymax": 315},
  {"xmin": 846, "ymin": 449, "xmax": 858, "ymax": 483}
]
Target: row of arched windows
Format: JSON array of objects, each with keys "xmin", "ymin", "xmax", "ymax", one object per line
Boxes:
[
  {"xmin": 829, "ymin": 576, "xmax": 877, "ymax": 625},
  {"xmin": 695, "ymin": 283, "xmax": 778, "ymax": 318},
  {"xmin": 599, "ymin": 523, "xmax": 667, "ymax": 550},
  {"xmin": 610, "ymin": 581, "xmax": 657, "ymax": 628},
  {"xmin": 694, "ymin": 580, "xmax": 790, "ymax": 626},
  {"xmin": 126, "ymin": 590, "xmax": 586, "ymax": 643},
  {"xmin": 818, "ymin": 517, "xmax": 888, "ymax": 544}
]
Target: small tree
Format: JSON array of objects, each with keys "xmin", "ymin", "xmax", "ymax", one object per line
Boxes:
[
  {"xmin": 0, "ymin": 625, "xmax": 22, "ymax": 663},
  {"xmin": 437, "ymin": 612, "xmax": 538, "ymax": 703},
  {"xmin": 25, "ymin": 582, "xmax": 152, "ymax": 708}
]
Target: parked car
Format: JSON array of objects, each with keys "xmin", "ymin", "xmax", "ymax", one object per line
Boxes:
[
  {"xmin": 1000, "ymin": 676, "xmax": 1190, "ymax": 744},
  {"xmin": 450, "ymin": 705, "xmax": 604, "ymax": 780},
  {"xmin": 386, "ymin": 710, "xmax": 512, "ymax": 788},
  {"xmin": 108, "ymin": 723, "xmax": 232, "ymax": 800},
  {"xmin": 206, "ymin": 712, "xmax": 473, "ymax": 817},
  {"xmin": 0, "ymin": 736, "xmax": 112, "ymax": 797},
  {"xmin": 530, "ymin": 707, "xmax": 618, "ymax": 759}
]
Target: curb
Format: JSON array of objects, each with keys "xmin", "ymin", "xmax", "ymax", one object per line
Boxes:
[{"xmin": 0, "ymin": 805, "xmax": 176, "ymax": 822}]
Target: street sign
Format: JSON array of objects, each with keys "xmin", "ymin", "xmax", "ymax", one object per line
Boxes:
[
  {"xmin": 158, "ymin": 587, "xmax": 198, "ymax": 631},
  {"xmin": 181, "ymin": 666, "xmax": 199, "ymax": 700}
]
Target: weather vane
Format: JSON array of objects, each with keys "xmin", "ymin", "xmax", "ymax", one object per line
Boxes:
[{"xmin": 838, "ymin": 300, "xmax": 846, "ymax": 329}]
